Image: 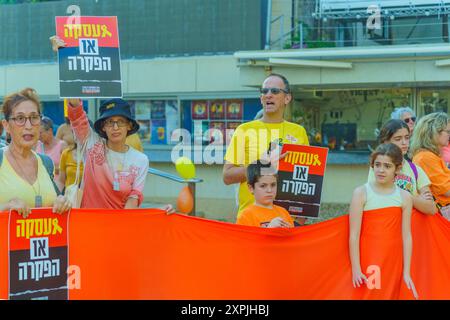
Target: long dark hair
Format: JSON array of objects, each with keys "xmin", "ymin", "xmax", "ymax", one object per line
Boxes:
[{"xmin": 378, "ymin": 119, "xmax": 410, "ymax": 144}]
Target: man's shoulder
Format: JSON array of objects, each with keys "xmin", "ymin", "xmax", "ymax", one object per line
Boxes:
[
  {"xmin": 284, "ymin": 121, "xmax": 306, "ymax": 131},
  {"xmin": 235, "ymin": 120, "xmax": 306, "ymax": 131},
  {"xmin": 235, "ymin": 120, "xmax": 262, "ymax": 130}
]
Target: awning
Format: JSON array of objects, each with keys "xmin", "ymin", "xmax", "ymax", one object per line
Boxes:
[{"xmin": 235, "ymin": 43, "xmax": 450, "ymax": 68}]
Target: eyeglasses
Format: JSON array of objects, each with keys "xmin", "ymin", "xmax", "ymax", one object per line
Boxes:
[
  {"xmin": 8, "ymin": 114, "xmax": 41, "ymax": 126},
  {"xmin": 104, "ymin": 119, "xmax": 129, "ymax": 128},
  {"xmin": 403, "ymin": 117, "xmax": 416, "ymax": 124},
  {"xmin": 260, "ymin": 87, "xmax": 289, "ymax": 95}
]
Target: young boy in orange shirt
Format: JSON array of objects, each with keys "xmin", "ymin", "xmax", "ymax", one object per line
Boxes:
[{"xmin": 236, "ymin": 161, "xmax": 294, "ymax": 228}]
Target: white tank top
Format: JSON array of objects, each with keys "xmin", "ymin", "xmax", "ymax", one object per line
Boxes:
[{"xmin": 364, "ymin": 183, "xmax": 403, "ymax": 211}]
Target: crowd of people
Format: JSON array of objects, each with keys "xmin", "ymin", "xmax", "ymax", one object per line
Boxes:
[
  {"xmin": 1, "ymin": 72, "xmax": 449, "ymax": 227},
  {"xmin": 0, "ymin": 89, "xmax": 173, "ymax": 214},
  {"xmin": 1, "ymin": 50, "xmax": 449, "ymax": 298},
  {"xmin": 221, "ymin": 73, "xmax": 450, "ymax": 299}
]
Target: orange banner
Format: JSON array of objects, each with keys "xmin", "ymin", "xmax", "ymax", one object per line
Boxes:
[{"xmin": 0, "ymin": 208, "xmax": 449, "ymax": 300}]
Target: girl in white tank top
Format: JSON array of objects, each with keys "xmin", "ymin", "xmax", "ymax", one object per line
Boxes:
[
  {"xmin": 364, "ymin": 182, "xmax": 403, "ymax": 211},
  {"xmin": 348, "ymin": 143, "xmax": 418, "ymax": 299}
]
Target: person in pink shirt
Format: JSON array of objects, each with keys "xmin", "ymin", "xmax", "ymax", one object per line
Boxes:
[
  {"xmin": 67, "ymin": 98, "xmax": 173, "ymax": 211},
  {"xmin": 442, "ymin": 141, "xmax": 450, "ymax": 168},
  {"xmin": 36, "ymin": 116, "xmax": 67, "ymax": 188}
]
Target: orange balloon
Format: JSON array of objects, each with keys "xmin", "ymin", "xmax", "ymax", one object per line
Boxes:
[{"xmin": 177, "ymin": 186, "xmax": 194, "ymax": 214}]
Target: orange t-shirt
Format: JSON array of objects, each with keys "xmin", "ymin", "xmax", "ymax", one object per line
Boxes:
[
  {"xmin": 236, "ymin": 204, "xmax": 294, "ymax": 228},
  {"xmin": 413, "ymin": 150, "xmax": 450, "ymax": 206}
]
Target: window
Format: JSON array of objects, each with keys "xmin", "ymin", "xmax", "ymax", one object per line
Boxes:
[
  {"xmin": 419, "ymin": 89, "xmax": 450, "ymax": 115},
  {"xmin": 295, "ymin": 88, "xmax": 413, "ymax": 151},
  {"xmin": 190, "ymin": 100, "xmax": 245, "ymax": 145},
  {"xmin": 130, "ymin": 99, "xmax": 180, "ymax": 145}
]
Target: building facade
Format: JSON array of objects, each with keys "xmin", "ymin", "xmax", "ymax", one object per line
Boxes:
[{"xmin": 1, "ymin": 0, "xmax": 450, "ymax": 222}]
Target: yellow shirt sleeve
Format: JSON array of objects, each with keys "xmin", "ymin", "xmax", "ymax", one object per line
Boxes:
[
  {"xmin": 59, "ymin": 148, "xmax": 68, "ymax": 174},
  {"xmin": 126, "ymin": 134, "xmax": 144, "ymax": 153}
]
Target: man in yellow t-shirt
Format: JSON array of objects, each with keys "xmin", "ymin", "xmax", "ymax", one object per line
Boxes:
[{"xmin": 223, "ymin": 73, "xmax": 309, "ymax": 220}]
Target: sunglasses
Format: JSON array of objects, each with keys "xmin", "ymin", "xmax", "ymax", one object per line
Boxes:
[
  {"xmin": 260, "ymin": 87, "xmax": 289, "ymax": 95},
  {"xmin": 403, "ymin": 117, "xmax": 416, "ymax": 124}
]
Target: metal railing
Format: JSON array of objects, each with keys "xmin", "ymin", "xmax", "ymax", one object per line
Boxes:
[
  {"xmin": 271, "ymin": 23, "xmax": 304, "ymax": 49},
  {"xmin": 147, "ymin": 167, "xmax": 203, "ymax": 216}
]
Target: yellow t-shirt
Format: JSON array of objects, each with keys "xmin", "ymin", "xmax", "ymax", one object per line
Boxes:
[
  {"xmin": 0, "ymin": 151, "xmax": 57, "ymax": 208},
  {"xmin": 60, "ymin": 147, "xmax": 84, "ymax": 188},
  {"xmin": 236, "ymin": 204, "xmax": 294, "ymax": 227},
  {"xmin": 126, "ymin": 133, "xmax": 144, "ymax": 152},
  {"xmin": 224, "ymin": 120, "xmax": 309, "ymax": 216}
]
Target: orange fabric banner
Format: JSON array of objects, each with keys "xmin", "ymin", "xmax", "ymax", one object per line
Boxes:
[{"xmin": 0, "ymin": 207, "xmax": 449, "ymax": 300}]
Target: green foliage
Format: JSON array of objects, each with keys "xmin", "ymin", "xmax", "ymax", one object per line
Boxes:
[{"xmin": 283, "ymin": 21, "xmax": 336, "ymax": 49}]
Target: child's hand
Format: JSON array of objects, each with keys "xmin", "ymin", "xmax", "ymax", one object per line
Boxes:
[
  {"xmin": 404, "ymin": 273, "xmax": 419, "ymax": 300},
  {"xmin": 267, "ymin": 217, "xmax": 291, "ymax": 228},
  {"xmin": 352, "ymin": 269, "xmax": 368, "ymax": 288},
  {"xmin": 161, "ymin": 204, "xmax": 175, "ymax": 214}
]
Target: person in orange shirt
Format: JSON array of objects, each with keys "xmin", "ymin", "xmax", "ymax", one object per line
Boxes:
[
  {"xmin": 410, "ymin": 112, "xmax": 450, "ymax": 219},
  {"xmin": 236, "ymin": 161, "xmax": 294, "ymax": 228},
  {"xmin": 441, "ymin": 141, "xmax": 450, "ymax": 167}
]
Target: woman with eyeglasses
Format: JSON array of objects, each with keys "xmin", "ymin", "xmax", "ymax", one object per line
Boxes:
[
  {"xmin": 410, "ymin": 112, "xmax": 450, "ymax": 219},
  {"xmin": 0, "ymin": 88, "xmax": 72, "ymax": 217},
  {"xmin": 391, "ymin": 107, "xmax": 417, "ymax": 135},
  {"xmin": 50, "ymin": 36, "xmax": 172, "ymax": 211},
  {"xmin": 66, "ymin": 98, "xmax": 173, "ymax": 212}
]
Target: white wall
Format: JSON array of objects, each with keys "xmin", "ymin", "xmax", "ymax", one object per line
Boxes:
[{"xmin": 0, "ymin": 55, "xmax": 254, "ymax": 99}]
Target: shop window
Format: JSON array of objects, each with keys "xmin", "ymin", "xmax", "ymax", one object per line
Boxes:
[
  {"xmin": 41, "ymin": 100, "xmax": 88, "ymax": 133},
  {"xmin": 190, "ymin": 100, "xmax": 244, "ymax": 145},
  {"xmin": 130, "ymin": 99, "xmax": 180, "ymax": 145},
  {"xmin": 419, "ymin": 89, "xmax": 450, "ymax": 115},
  {"xmin": 295, "ymin": 88, "xmax": 412, "ymax": 151}
]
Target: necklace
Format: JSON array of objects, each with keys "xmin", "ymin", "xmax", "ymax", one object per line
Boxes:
[
  {"xmin": 8, "ymin": 147, "xmax": 42, "ymax": 207},
  {"xmin": 106, "ymin": 145, "xmax": 128, "ymax": 191}
]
